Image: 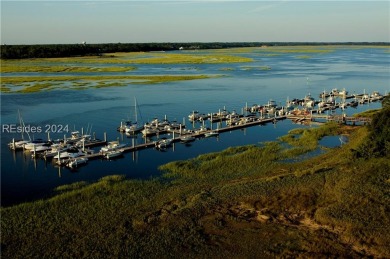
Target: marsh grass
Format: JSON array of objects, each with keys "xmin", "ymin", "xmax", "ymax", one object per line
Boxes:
[
  {"xmin": 1, "ymin": 64, "xmax": 135, "ymax": 73},
  {"xmin": 1, "ymin": 74, "xmax": 220, "ymax": 93},
  {"xmin": 2, "ymin": 52, "xmax": 253, "ymax": 65},
  {"xmin": 240, "ymin": 66, "xmax": 271, "ymax": 70}
]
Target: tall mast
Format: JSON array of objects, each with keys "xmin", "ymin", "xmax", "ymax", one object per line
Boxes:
[{"xmin": 134, "ymin": 97, "xmax": 137, "ymax": 123}]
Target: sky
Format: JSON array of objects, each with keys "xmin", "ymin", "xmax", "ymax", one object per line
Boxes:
[{"xmin": 1, "ymin": 1, "xmax": 389, "ymax": 44}]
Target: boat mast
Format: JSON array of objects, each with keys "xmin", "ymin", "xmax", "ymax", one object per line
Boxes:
[{"xmin": 134, "ymin": 97, "xmax": 138, "ymax": 123}]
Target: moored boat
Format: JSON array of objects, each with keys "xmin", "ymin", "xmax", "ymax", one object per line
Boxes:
[
  {"xmin": 180, "ymin": 135, "xmax": 196, "ymax": 143},
  {"xmin": 155, "ymin": 138, "xmax": 173, "ymax": 149},
  {"xmin": 105, "ymin": 149, "xmax": 124, "ymax": 159},
  {"xmin": 204, "ymin": 131, "xmax": 219, "ymax": 138},
  {"xmin": 67, "ymin": 157, "xmax": 88, "ymax": 168},
  {"xmin": 24, "ymin": 139, "xmax": 51, "ymax": 150},
  {"xmin": 100, "ymin": 141, "xmax": 126, "ymax": 153},
  {"xmin": 53, "ymin": 146, "xmax": 85, "ymax": 160}
]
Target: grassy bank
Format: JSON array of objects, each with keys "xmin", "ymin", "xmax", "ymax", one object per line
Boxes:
[
  {"xmin": 2, "ymin": 117, "xmax": 389, "ymax": 258},
  {"xmin": 1, "ymin": 74, "xmax": 221, "ymax": 93}
]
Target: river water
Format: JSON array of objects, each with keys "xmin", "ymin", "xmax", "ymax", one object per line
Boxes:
[{"xmin": 1, "ymin": 47, "xmax": 389, "ymax": 207}]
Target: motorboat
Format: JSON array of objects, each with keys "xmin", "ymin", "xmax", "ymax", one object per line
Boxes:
[
  {"xmin": 156, "ymin": 138, "xmax": 173, "ymax": 149},
  {"xmin": 105, "ymin": 149, "xmax": 124, "ymax": 159},
  {"xmin": 100, "ymin": 141, "xmax": 127, "ymax": 153},
  {"xmin": 370, "ymin": 91, "xmax": 383, "ymax": 101},
  {"xmin": 204, "ymin": 131, "xmax": 219, "ymax": 138},
  {"xmin": 117, "ymin": 120, "xmax": 132, "ymax": 132},
  {"xmin": 141, "ymin": 125, "xmax": 159, "ymax": 137},
  {"xmin": 188, "ymin": 111, "xmax": 207, "ymax": 122},
  {"xmin": 53, "ymin": 146, "xmax": 85, "ymax": 160},
  {"xmin": 339, "ymin": 88, "xmax": 348, "ymax": 96},
  {"xmin": 8, "ymin": 140, "xmax": 30, "ymax": 150},
  {"xmin": 180, "ymin": 135, "xmax": 196, "ymax": 143},
  {"xmin": 319, "ymin": 90, "xmax": 330, "ymax": 98},
  {"xmin": 43, "ymin": 143, "xmax": 71, "ymax": 159},
  {"xmin": 67, "ymin": 157, "xmax": 88, "ymax": 168},
  {"xmin": 24, "ymin": 139, "xmax": 51, "ymax": 150},
  {"xmin": 30, "ymin": 143, "xmax": 52, "ymax": 157},
  {"xmin": 74, "ymin": 135, "xmax": 92, "ymax": 148},
  {"xmin": 195, "ymin": 125, "xmax": 209, "ymax": 134},
  {"xmin": 125, "ymin": 122, "xmax": 144, "ymax": 134}
]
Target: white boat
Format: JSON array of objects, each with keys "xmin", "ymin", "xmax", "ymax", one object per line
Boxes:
[
  {"xmin": 331, "ymin": 88, "xmax": 339, "ymax": 95},
  {"xmin": 100, "ymin": 141, "xmax": 126, "ymax": 153},
  {"xmin": 204, "ymin": 131, "xmax": 219, "ymax": 138},
  {"xmin": 188, "ymin": 111, "xmax": 207, "ymax": 121},
  {"xmin": 156, "ymin": 138, "xmax": 173, "ymax": 149},
  {"xmin": 9, "ymin": 140, "xmax": 30, "ymax": 150},
  {"xmin": 74, "ymin": 135, "xmax": 92, "ymax": 147},
  {"xmin": 106, "ymin": 149, "xmax": 124, "ymax": 159},
  {"xmin": 225, "ymin": 110, "xmax": 240, "ymax": 120},
  {"xmin": 8, "ymin": 110, "xmax": 32, "ymax": 150},
  {"xmin": 370, "ymin": 91, "xmax": 383, "ymax": 101},
  {"xmin": 141, "ymin": 125, "xmax": 159, "ymax": 137},
  {"xmin": 118, "ymin": 120, "xmax": 132, "ymax": 132},
  {"xmin": 67, "ymin": 157, "xmax": 88, "ymax": 168},
  {"xmin": 24, "ymin": 139, "xmax": 50, "ymax": 150},
  {"xmin": 124, "ymin": 97, "xmax": 144, "ymax": 134},
  {"xmin": 195, "ymin": 125, "xmax": 208, "ymax": 134},
  {"xmin": 208, "ymin": 108, "xmax": 230, "ymax": 121},
  {"xmin": 125, "ymin": 122, "xmax": 144, "ymax": 134},
  {"xmin": 64, "ymin": 131, "xmax": 83, "ymax": 143},
  {"xmin": 53, "ymin": 147, "xmax": 85, "ymax": 160},
  {"xmin": 180, "ymin": 135, "xmax": 196, "ymax": 143},
  {"xmin": 339, "ymin": 88, "xmax": 348, "ymax": 96},
  {"xmin": 319, "ymin": 90, "xmax": 330, "ymax": 98},
  {"xmin": 30, "ymin": 143, "xmax": 52, "ymax": 157},
  {"xmin": 43, "ymin": 143, "xmax": 71, "ymax": 159},
  {"xmin": 264, "ymin": 100, "xmax": 277, "ymax": 108}
]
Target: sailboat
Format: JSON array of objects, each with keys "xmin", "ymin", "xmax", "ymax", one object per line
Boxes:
[
  {"xmin": 125, "ymin": 97, "xmax": 144, "ymax": 134},
  {"xmin": 8, "ymin": 110, "xmax": 31, "ymax": 150}
]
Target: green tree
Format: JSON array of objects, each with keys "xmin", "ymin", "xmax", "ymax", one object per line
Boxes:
[
  {"xmin": 382, "ymin": 94, "xmax": 390, "ymax": 108},
  {"xmin": 354, "ymin": 103, "xmax": 390, "ymax": 158}
]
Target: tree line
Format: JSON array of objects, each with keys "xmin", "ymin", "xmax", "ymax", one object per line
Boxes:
[{"xmin": 1, "ymin": 42, "xmax": 389, "ymax": 59}]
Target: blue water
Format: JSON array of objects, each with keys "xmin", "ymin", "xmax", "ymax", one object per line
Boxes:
[{"xmin": 1, "ymin": 47, "xmax": 389, "ymax": 207}]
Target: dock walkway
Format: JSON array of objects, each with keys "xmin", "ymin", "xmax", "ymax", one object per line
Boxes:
[{"xmin": 76, "ymin": 116, "xmax": 287, "ymax": 161}]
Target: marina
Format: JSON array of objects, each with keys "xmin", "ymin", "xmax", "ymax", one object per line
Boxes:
[{"xmin": 7, "ymin": 89, "xmax": 386, "ymax": 169}]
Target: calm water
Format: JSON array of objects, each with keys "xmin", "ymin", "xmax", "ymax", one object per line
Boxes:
[{"xmin": 1, "ymin": 47, "xmax": 389, "ymax": 207}]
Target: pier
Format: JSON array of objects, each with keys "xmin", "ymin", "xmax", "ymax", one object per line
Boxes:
[
  {"xmin": 74, "ymin": 115, "xmax": 287, "ymax": 162},
  {"xmin": 287, "ymin": 114, "xmax": 372, "ymax": 124}
]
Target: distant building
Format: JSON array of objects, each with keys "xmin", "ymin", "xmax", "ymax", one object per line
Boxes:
[{"xmin": 179, "ymin": 47, "xmax": 184, "ymax": 50}]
